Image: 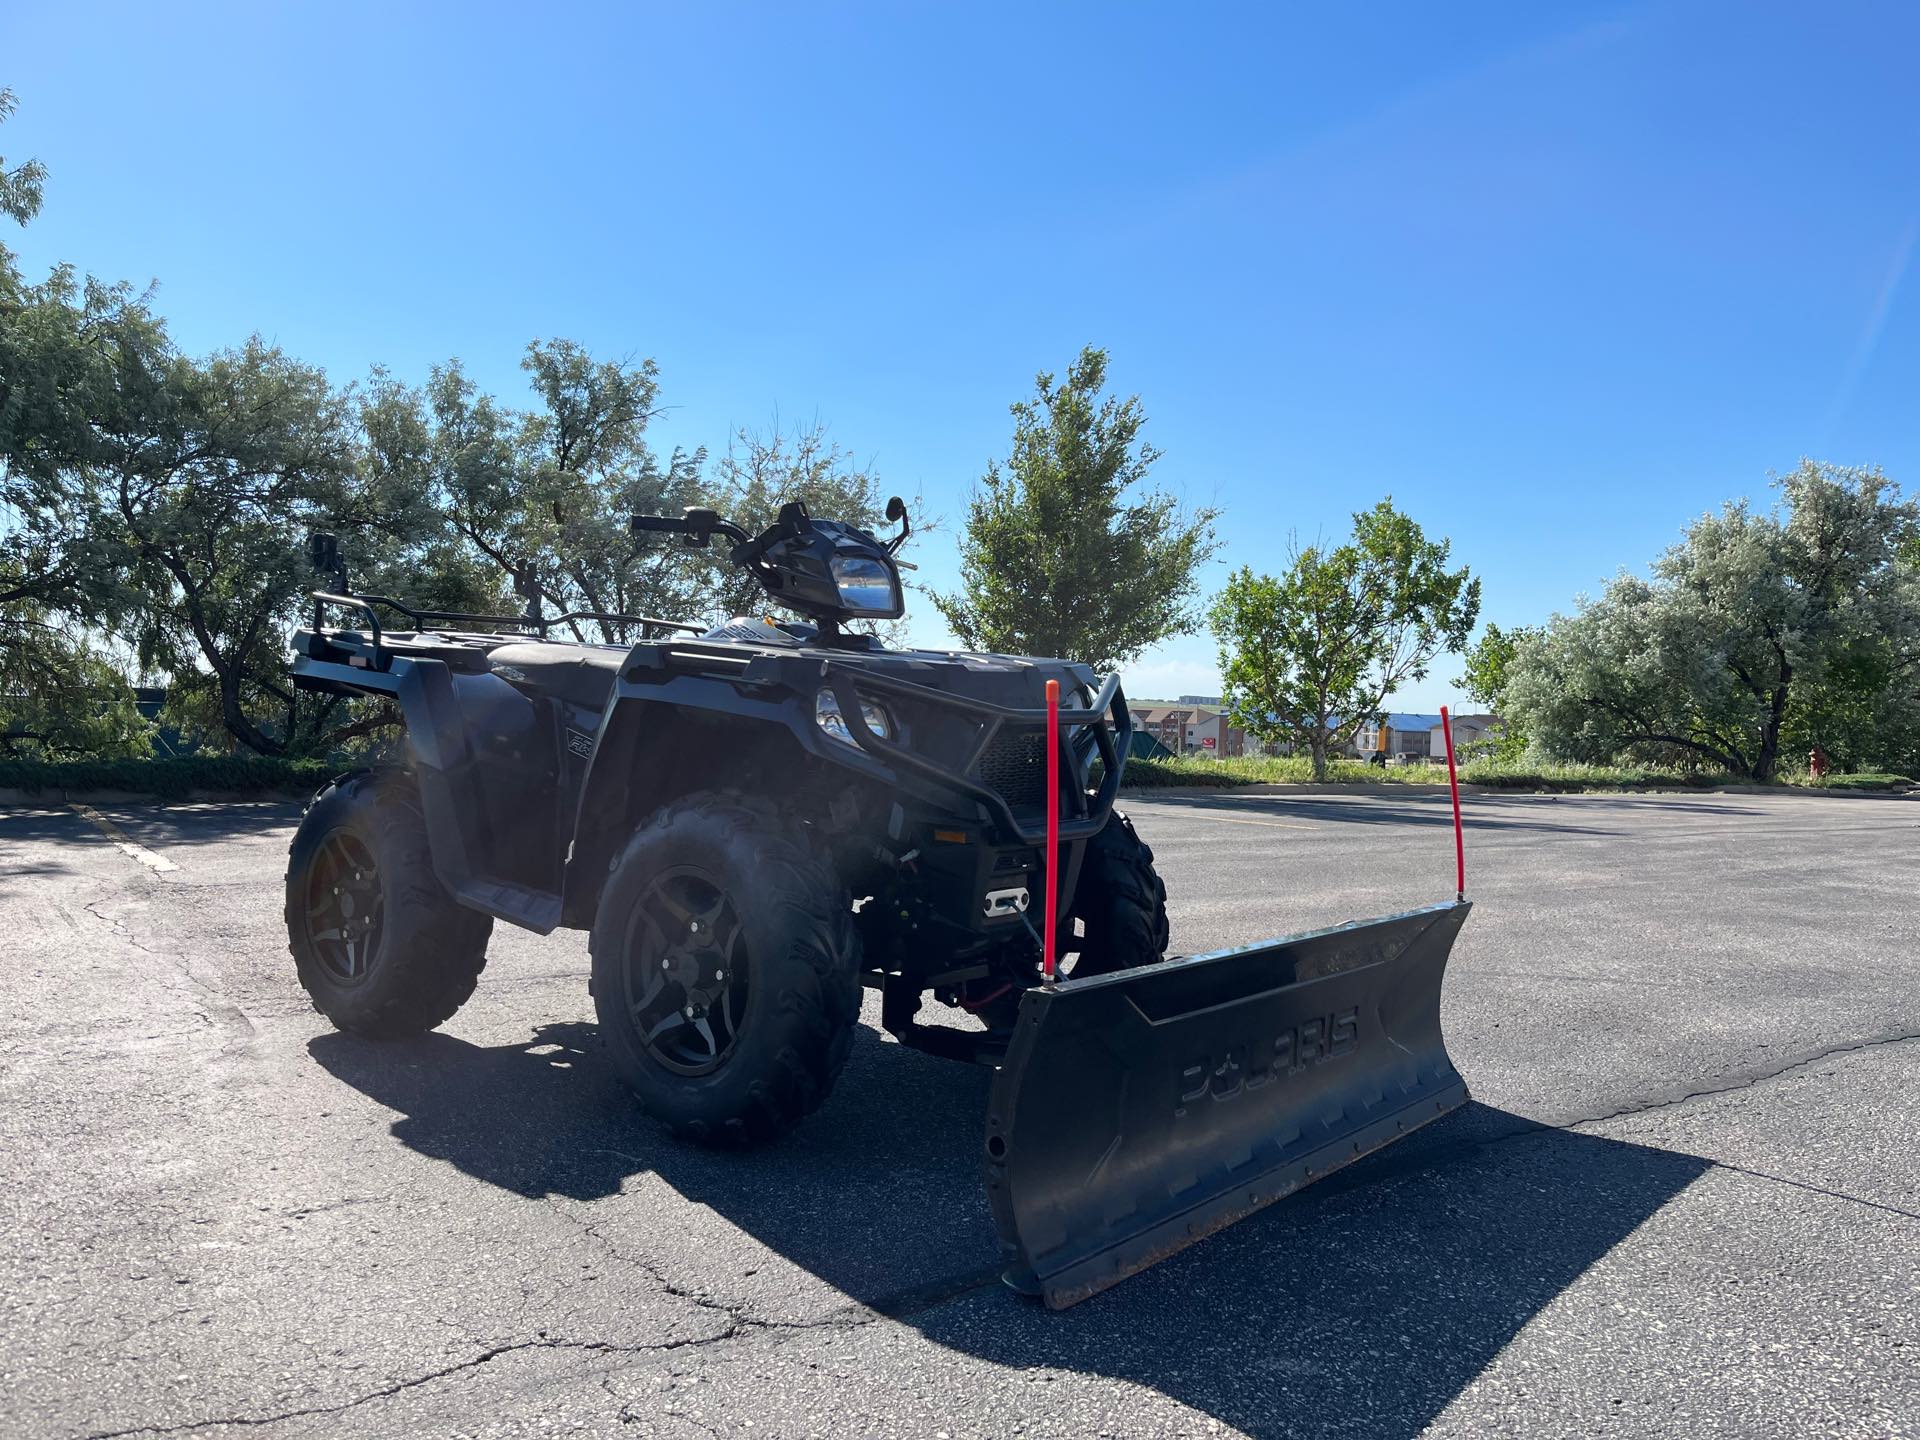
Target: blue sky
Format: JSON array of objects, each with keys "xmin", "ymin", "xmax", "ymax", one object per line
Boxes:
[{"xmin": 8, "ymin": 1, "xmax": 1919, "ymax": 708}]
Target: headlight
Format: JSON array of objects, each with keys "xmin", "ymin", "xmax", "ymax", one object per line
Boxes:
[
  {"xmin": 829, "ymin": 553, "xmax": 902, "ymax": 616},
  {"xmin": 816, "ymin": 689, "xmax": 893, "ymax": 746}
]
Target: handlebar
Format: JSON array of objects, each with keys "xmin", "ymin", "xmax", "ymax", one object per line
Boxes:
[
  {"xmin": 629, "ymin": 514, "xmax": 702, "ymax": 535},
  {"xmin": 631, "ymin": 510, "xmax": 751, "ymax": 547}
]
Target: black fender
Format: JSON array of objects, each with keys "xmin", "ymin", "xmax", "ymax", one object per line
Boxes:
[
  {"xmin": 560, "ymin": 671, "xmax": 859, "ymax": 929},
  {"xmin": 292, "ymin": 650, "xmax": 565, "ymax": 932},
  {"xmin": 389, "ymin": 658, "xmax": 484, "ymax": 902}
]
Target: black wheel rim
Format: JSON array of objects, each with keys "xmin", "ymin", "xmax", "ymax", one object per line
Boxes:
[
  {"xmin": 304, "ymin": 831, "xmax": 385, "ymax": 985},
  {"xmin": 622, "ymin": 867, "xmax": 749, "ymax": 1077}
]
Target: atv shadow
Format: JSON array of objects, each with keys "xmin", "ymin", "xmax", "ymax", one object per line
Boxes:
[{"xmin": 311, "ymin": 1020, "xmax": 1711, "ymax": 1440}]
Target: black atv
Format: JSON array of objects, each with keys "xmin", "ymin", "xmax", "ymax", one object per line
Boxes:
[
  {"xmin": 287, "ymin": 500, "xmax": 1164, "ymax": 1143},
  {"xmin": 286, "ymin": 500, "xmax": 1470, "ymax": 1309}
]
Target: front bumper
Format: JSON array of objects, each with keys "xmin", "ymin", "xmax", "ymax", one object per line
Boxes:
[{"xmin": 818, "ymin": 663, "xmax": 1133, "ymax": 847}]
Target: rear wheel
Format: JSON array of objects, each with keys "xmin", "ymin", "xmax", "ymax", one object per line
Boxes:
[
  {"xmin": 590, "ymin": 792, "xmax": 861, "ymax": 1146},
  {"xmin": 284, "ymin": 770, "xmax": 492, "ymax": 1037},
  {"xmin": 1062, "ymin": 810, "xmax": 1170, "ymax": 978}
]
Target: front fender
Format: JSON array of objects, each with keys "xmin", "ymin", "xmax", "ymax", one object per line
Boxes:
[{"xmin": 560, "ymin": 675, "xmax": 856, "ymax": 928}]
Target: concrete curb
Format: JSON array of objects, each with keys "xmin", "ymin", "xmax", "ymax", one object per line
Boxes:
[
  {"xmin": 1698, "ymin": 783, "xmax": 1919, "ymax": 798},
  {"xmin": 1121, "ymin": 781, "xmax": 1919, "ymax": 800}
]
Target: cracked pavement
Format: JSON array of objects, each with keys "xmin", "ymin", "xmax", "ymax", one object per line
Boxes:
[{"xmin": 1, "ymin": 789, "xmax": 1915, "ymax": 1438}]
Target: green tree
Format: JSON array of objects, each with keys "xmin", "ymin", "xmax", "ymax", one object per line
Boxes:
[
  {"xmin": 0, "ymin": 613, "xmax": 152, "ymax": 759},
  {"xmin": 1457, "ymin": 621, "xmax": 1533, "ymax": 713},
  {"xmin": 7, "ymin": 85, "xmax": 917, "ymax": 758},
  {"xmin": 1455, "ymin": 620, "xmax": 1539, "ymax": 758},
  {"xmin": 0, "ymin": 90, "xmax": 44, "ymax": 225},
  {"xmin": 1506, "ymin": 462, "xmax": 1920, "ymax": 781},
  {"xmin": 933, "ymin": 347, "xmax": 1218, "ymax": 669},
  {"xmin": 1781, "ymin": 637, "xmax": 1914, "ymax": 775},
  {"xmin": 110, "ymin": 340, "xmax": 411, "ymax": 755},
  {"xmin": 425, "ymin": 342, "xmax": 710, "ymax": 641},
  {"xmin": 2, "ymin": 87, "xmax": 430, "ymax": 757},
  {"xmin": 339, "ymin": 367, "xmax": 515, "ymax": 617},
  {"xmin": 1, "ymin": 90, "xmax": 161, "ymax": 756},
  {"xmin": 1210, "ymin": 500, "xmax": 1481, "ymax": 779}
]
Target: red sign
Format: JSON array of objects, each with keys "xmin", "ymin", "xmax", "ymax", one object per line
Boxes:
[{"xmin": 1201, "ymin": 736, "xmax": 1216, "ymax": 749}]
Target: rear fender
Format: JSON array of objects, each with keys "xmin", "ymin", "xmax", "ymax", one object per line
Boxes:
[
  {"xmin": 290, "ymin": 651, "xmax": 482, "ymax": 898},
  {"xmin": 390, "ymin": 658, "xmax": 483, "ymax": 899},
  {"xmin": 385, "ymin": 658, "xmax": 562, "ymax": 930}
]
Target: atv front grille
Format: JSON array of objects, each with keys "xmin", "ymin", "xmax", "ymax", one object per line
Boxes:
[{"xmin": 976, "ymin": 726, "xmax": 1050, "ymax": 812}]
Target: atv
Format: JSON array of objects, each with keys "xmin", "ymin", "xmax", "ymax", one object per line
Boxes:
[{"xmin": 287, "ymin": 500, "xmax": 1471, "ymax": 1307}]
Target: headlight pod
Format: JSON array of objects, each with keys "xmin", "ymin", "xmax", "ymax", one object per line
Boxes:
[
  {"xmin": 815, "ymin": 688, "xmax": 893, "ymax": 746},
  {"xmin": 829, "ymin": 553, "xmax": 902, "ymax": 617}
]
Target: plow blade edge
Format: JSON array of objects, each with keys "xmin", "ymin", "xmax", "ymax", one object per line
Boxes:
[{"xmin": 986, "ymin": 900, "xmax": 1470, "ymax": 1308}]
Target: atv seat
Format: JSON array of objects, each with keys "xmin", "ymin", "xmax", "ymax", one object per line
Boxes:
[{"xmin": 487, "ymin": 641, "xmax": 628, "ymax": 713}]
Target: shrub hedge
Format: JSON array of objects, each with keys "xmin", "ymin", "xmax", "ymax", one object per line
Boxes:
[
  {"xmin": 1120, "ymin": 755, "xmax": 1911, "ymax": 793},
  {"xmin": 0, "ymin": 755, "xmax": 337, "ymax": 799}
]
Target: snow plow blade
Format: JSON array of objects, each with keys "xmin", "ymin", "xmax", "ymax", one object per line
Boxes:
[{"xmin": 986, "ymin": 900, "xmax": 1470, "ymax": 1309}]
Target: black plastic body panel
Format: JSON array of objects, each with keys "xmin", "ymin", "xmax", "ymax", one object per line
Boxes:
[{"xmin": 289, "ymin": 623, "xmax": 1130, "ymax": 957}]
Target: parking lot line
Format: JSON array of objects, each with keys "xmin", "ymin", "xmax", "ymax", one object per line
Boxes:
[
  {"xmin": 68, "ymin": 803, "xmax": 179, "ymax": 874},
  {"xmin": 1181, "ymin": 812, "xmax": 1315, "ymax": 830}
]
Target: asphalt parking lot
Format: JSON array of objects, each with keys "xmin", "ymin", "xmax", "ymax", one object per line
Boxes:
[{"xmin": 2, "ymin": 787, "xmax": 1916, "ymax": 1439}]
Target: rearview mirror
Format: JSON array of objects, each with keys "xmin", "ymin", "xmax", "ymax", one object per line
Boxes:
[
  {"xmin": 307, "ymin": 532, "xmax": 339, "ymax": 576},
  {"xmin": 883, "ymin": 496, "xmax": 911, "ymax": 554},
  {"xmin": 306, "ymin": 532, "xmax": 347, "ymax": 591}
]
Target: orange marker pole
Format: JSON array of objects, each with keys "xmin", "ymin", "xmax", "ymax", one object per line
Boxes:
[{"xmin": 1043, "ymin": 679, "xmax": 1061, "ymax": 984}]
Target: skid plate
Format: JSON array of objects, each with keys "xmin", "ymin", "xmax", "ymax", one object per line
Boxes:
[{"xmin": 985, "ymin": 900, "xmax": 1470, "ymax": 1308}]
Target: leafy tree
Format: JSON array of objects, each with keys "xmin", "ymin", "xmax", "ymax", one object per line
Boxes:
[
  {"xmin": 933, "ymin": 347, "xmax": 1218, "ymax": 669},
  {"xmin": 1454, "ymin": 620, "xmax": 1538, "ymax": 758},
  {"xmin": 1457, "ymin": 621, "xmax": 1533, "ymax": 713},
  {"xmin": 1506, "ymin": 463, "xmax": 1920, "ymax": 781},
  {"xmin": 0, "ymin": 90, "xmax": 44, "ymax": 225},
  {"xmin": 1502, "ymin": 579, "xmax": 1720, "ymax": 768},
  {"xmin": 1, "ymin": 91, "xmax": 162, "ymax": 756},
  {"xmin": 0, "ymin": 612, "xmax": 151, "ymax": 759},
  {"xmin": 0, "ymin": 80, "xmax": 921, "ymax": 763},
  {"xmin": 2, "ymin": 87, "xmax": 415, "ymax": 757},
  {"xmin": 1210, "ymin": 500, "xmax": 1481, "ymax": 779},
  {"xmin": 338, "ymin": 367, "xmax": 515, "ymax": 616},
  {"xmin": 0, "ymin": 263, "xmax": 167, "ymax": 617},
  {"xmin": 1781, "ymin": 636, "xmax": 1914, "ymax": 775},
  {"xmin": 110, "ymin": 340, "xmax": 406, "ymax": 755},
  {"xmin": 425, "ymin": 342, "xmax": 710, "ymax": 641}
]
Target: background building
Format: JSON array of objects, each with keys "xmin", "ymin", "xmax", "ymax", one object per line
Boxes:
[
  {"xmin": 1128, "ymin": 701, "xmax": 1256, "ymax": 758},
  {"xmin": 1352, "ymin": 712, "xmax": 1502, "ymax": 761}
]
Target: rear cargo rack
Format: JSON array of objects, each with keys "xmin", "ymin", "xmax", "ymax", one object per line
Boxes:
[{"xmin": 310, "ymin": 591, "xmax": 701, "ymax": 668}]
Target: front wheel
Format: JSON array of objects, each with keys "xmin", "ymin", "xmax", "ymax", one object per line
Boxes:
[
  {"xmin": 1061, "ymin": 810, "xmax": 1171, "ymax": 978},
  {"xmin": 590, "ymin": 793, "xmax": 862, "ymax": 1146}
]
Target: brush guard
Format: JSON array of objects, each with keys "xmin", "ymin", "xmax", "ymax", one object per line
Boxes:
[{"xmin": 986, "ymin": 708, "xmax": 1475, "ymax": 1308}]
